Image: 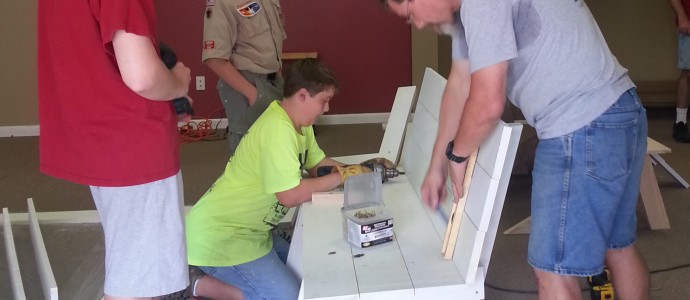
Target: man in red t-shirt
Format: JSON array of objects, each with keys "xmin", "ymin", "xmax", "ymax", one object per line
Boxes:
[
  {"xmin": 37, "ymin": 0, "xmax": 194, "ymax": 298},
  {"xmin": 670, "ymin": 0, "xmax": 690, "ymax": 142}
]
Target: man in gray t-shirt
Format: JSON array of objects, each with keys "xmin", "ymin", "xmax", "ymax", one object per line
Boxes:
[{"xmin": 380, "ymin": 0, "xmax": 649, "ymax": 298}]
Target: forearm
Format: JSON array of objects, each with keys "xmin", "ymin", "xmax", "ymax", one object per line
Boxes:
[
  {"xmin": 671, "ymin": 0, "xmax": 690, "ymax": 25},
  {"xmin": 276, "ymin": 174, "xmax": 341, "ymax": 207},
  {"xmin": 205, "ymin": 58, "xmax": 256, "ymax": 100},
  {"xmin": 306, "ymin": 157, "xmax": 345, "ymax": 178},
  {"xmin": 113, "ymin": 31, "xmax": 188, "ymax": 101},
  {"xmin": 429, "ymin": 60, "xmax": 471, "ymax": 169},
  {"xmin": 451, "ymin": 63, "xmax": 508, "ymax": 158}
]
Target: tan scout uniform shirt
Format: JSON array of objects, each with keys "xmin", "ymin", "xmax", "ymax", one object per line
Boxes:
[{"xmin": 202, "ymin": 0, "xmax": 286, "ymax": 74}]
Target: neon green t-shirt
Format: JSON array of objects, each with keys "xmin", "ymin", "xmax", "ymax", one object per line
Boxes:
[{"xmin": 186, "ymin": 101, "xmax": 325, "ymax": 267}]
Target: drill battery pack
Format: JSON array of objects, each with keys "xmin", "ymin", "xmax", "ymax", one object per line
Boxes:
[{"xmin": 588, "ymin": 268, "xmax": 614, "ymax": 300}]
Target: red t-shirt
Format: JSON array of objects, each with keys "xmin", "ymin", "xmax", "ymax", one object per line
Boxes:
[{"xmin": 37, "ymin": 0, "xmax": 180, "ymax": 187}]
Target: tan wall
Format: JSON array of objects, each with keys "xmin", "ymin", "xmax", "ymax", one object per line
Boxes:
[
  {"xmin": 414, "ymin": 1, "xmax": 680, "ymax": 85},
  {"xmin": 1, "ymin": 0, "xmax": 37, "ymax": 126},
  {"xmin": 0, "ymin": 1, "xmax": 681, "ymax": 127},
  {"xmin": 588, "ymin": 0, "xmax": 679, "ymax": 82}
]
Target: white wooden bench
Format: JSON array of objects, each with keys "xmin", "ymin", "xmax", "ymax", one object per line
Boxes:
[{"xmin": 287, "ymin": 68, "xmax": 522, "ymax": 299}]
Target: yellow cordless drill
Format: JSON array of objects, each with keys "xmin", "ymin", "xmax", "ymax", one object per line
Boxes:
[{"xmin": 588, "ymin": 268, "xmax": 614, "ymax": 300}]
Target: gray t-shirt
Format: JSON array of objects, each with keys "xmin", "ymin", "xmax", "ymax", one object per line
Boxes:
[{"xmin": 451, "ymin": 0, "xmax": 634, "ymax": 139}]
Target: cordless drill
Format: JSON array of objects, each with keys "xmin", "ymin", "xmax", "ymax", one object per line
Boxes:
[
  {"xmin": 159, "ymin": 43, "xmax": 194, "ymax": 116},
  {"xmin": 316, "ymin": 159, "xmax": 404, "ymax": 183},
  {"xmin": 360, "ymin": 160, "xmax": 404, "ymax": 183}
]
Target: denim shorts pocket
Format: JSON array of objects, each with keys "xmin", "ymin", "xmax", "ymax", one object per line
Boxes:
[{"xmin": 585, "ymin": 114, "xmax": 638, "ymax": 182}]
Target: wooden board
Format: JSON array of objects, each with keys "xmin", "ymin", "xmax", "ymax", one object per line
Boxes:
[
  {"xmin": 380, "ymin": 86, "xmax": 416, "ymax": 164},
  {"xmin": 3, "ymin": 208, "xmax": 27, "ymax": 300},
  {"xmin": 27, "ymin": 198, "xmax": 58, "ymax": 300}
]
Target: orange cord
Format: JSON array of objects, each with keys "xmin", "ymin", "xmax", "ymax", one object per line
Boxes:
[{"xmin": 178, "ymin": 106, "xmax": 226, "ymax": 144}]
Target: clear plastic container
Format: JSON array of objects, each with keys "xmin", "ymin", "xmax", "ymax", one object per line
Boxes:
[{"xmin": 341, "ymin": 172, "xmax": 394, "ymax": 248}]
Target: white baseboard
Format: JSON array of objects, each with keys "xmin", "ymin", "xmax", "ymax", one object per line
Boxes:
[
  {"xmin": 0, "ymin": 125, "xmax": 40, "ymax": 137},
  {"xmin": 0, "ymin": 113, "xmax": 396, "ymax": 137}
]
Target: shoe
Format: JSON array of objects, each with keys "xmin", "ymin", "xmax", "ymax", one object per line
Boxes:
[
  {"xmin": 160, "ymin": 266, "xmax": 206, "ymax": 300},
  {"xmin": 673, "ymin": 122, "xmax": 690, "ymax": 143}
]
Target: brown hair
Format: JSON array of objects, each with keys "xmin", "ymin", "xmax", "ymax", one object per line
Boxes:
[{"xmin": 283, "ymin": 58, "xmax": 338, "ymax": 97}]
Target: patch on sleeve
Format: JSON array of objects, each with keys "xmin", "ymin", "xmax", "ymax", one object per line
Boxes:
[
  {"xmin": 204, "ymin": 40, "xmax": 215, "ymax": 50},
  {"xmin": 237, "ymin": 1, "xmax": 261, "ymax": 17}
]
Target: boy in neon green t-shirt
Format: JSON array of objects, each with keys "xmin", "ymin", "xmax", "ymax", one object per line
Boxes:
[{"xmin": 185, "ymin": 59, "xmax": 368, "ymax": 299}]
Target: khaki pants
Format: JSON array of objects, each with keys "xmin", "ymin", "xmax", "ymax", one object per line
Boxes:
[{"xmin": 218, "ymin": 70, "xmax": 283, "ymax": 154}]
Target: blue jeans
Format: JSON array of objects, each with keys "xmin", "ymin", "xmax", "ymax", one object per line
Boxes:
[
  {"xmin": 678, "ymin": 33, "xmax": 690, "ymax": 70},
  {"xmin": 528, "ymin": 88, "xmax": 647, "ymax": 276},
  {"xmin": 199, "ymin": 233, "xmax": 299, "ymax": 300}
]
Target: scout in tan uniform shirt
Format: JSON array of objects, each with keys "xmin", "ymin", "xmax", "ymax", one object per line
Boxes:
[{"xmin": 203, "ymin": 0, "xmax": 287, "ymax": 154}]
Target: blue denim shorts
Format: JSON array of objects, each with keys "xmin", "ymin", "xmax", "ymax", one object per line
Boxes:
[
  {"xmin": 679, "ymin": 33, "xmax": 690, "ymax": 70},
  {"xmin": 199, "ymin": 232, "xmax": 299, "ymax": 300},
  {"xmin": 527, "ymin": 88, "xmax": 648, "ymax": 276}
]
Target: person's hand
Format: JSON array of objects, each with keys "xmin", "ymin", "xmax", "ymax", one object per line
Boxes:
[
  {"xmin": 177, "ymin": 95, "xmax": 194, "ymax": 123},
  {"xmin": 246, "ymin": 87, "xmax": 258, "ymax": 106},
  {"xmin": 171, "ymin": 62, "xmax": 191, "ymax": 96},
  {"xmin": 679, "ymin": 19, "xmax": 690, "ymax": 35},
  {"xmin": 448, "ymin": 161, "xmax": 468, "ymax": 202},
  {"xmin": 335, "ymin": 165, "xmax": 373, "ymax": 186},
  {"xmin": 420, "ymin": 162, "xmax": 449, "ymax": 210}
]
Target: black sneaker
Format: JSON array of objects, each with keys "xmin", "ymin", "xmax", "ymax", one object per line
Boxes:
[
  {"xmin": 673, "ymin": 122, "xmax": 690, "ymax": 143},
  {"xmin": 161, "ymin": 266, "xmax": 206, "ymax": 300}
]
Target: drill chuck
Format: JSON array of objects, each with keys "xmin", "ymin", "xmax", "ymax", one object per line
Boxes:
[{"xmin": 370, "ymin": 164, "xmax": 403, "ymax": 182}]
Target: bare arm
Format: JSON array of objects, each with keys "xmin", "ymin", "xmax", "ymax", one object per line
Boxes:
[
  {"xmin": 446, "ymin": 61, "xmax": 508, "ymax": 200},
  {"xmin": 275, "ymin": 175, "xmax": 341, "ymax": 208},
  {"xmin": 670, "ymin": 0, "xmax": 690, "ymax": 34},
  {"xmin": 112, "ymin": 30, "xmax": 190, "ymax": 101},
  {"xmin": 420, "ymin": 60, "xmax": 471, "ymax": 209},
  {"xmin": 205, "ymin": 58, "xmax": 258, "ymax": 105},
  {"xmin": 450, "ymin": 61, "xmax": 508, "ymax": 158}
]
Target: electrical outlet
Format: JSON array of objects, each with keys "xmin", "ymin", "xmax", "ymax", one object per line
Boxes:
[{"xmin": 196, "ymin": 76, "xmax": 205, "ymax": 91}]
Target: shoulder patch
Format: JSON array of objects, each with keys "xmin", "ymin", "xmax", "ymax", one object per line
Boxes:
[
  {"xmin": 237, "ymin": 1, "xmax": 261, "ymax": 17},
  {"xmin": 204, "ymin": 40, "xmax": 215, "ymax": 50}
]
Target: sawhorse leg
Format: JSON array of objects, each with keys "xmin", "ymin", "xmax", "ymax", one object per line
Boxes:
[
  {"xmin": 649, "ymin": 153, "xmax": 690, "ymax": 188},
  {"xmin": 639, "ymin": 155, "xmax": 671, "ymax": 230}
]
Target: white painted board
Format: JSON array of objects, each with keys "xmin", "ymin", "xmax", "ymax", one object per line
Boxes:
[
  {"xmin": 27, "ymin": 198, "xmax": 58, "ymax": 300},
  {"xmin": 3, "ymin": 208, "xmax": 27, "ymax": 300}
]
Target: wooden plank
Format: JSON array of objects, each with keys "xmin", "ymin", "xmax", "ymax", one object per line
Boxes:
[
  {"xmin": 281, "ymin": 52, "xmax": 318, "ymax": 60},
  {"xmin": 379, "ymin": 86, "xmax": 416, "ymax": 164},
  {"xmin": 639, "ymin": 156, "xmax": 671, "ymax": 229},
  {"xmin": 3, "ymin": 208, "xmax": 27, "ymax": 300},
  {"xmin": 383, "ymin": 178, "xmax": 466, "ymax": 289},
  {"xmin": 0, "ymin": 209, "xmax": 101, "ymax": 225},
  {"xmin": 503, "ymin": 216, "xmax": 531, "ymax": 235},
  {"xmin": 650, "ymin": 153, "xmax": 689, "ymax": 188},
  {"xmin": 311, "ymin": 191, "xmax": 344, "ymax": 205},
  {"xmin": 287, "ymin": 206, "xmax": 305, "ymax": 279},
  {"xmin": 646, "ymin": 137, "xmax": 671, "ymax": 154},
  {"xmin": 416, "ymin": 68, "xmax": 446, "ymax": 120},
  {"xmin": 451, "ymin": 214, "xmax": 485, "ymax": 283},
  {"xmin": 478, "ymin": 123, "xmax": 523, "ymax": 276},
  {"xmin": 465, "ymin": 124, "xmax": 513, "ymax": 232},
  {"xmin": 442, "ymin": 152, "xmax": 478, "ymax": 259},
  {"xmin": 27, "ymin": 198, "xmax": 58, "ymax": 300},
  {"xmin": 301, "ymin": 200, "xmax": 359, "ymax": 299}
]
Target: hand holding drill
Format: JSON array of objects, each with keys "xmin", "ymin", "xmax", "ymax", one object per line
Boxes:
[
  {"xmin": 318, "ymin": 157, "xmax": 404, "ymax": 186},
  {"xmin": 159, "ymin": 43, "xmax": 194, "ymax": 117}
]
